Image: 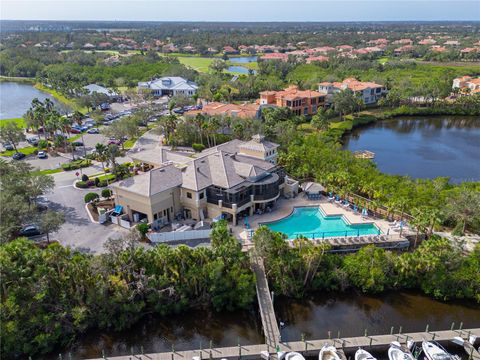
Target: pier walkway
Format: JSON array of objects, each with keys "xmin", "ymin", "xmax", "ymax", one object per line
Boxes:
[
  {"xmin": 250, "ymin": 255, "xmax": 281, "ymax": 349},
  {"xmin": 88, "ymin": 328, "xmax": 480, "ymax": 360}
]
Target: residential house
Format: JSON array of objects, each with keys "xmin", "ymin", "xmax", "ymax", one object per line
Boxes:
[
  {"xmin": 318, "ymin": 78, "xmax": 387, "ymax": 105},
  {"xmin": 419, "ymin": 38, "xmax": 437, "ymax": 45},
  {"xmin": 394, "ymin": 45, "xmax": 415, "ymax": 56},
  {"xmin": 452, "ymin": 76, "xmax": 480, "ymax": 94},
  {"xmin": 138, "ymin": 77, "xmax": 198, "ymax": 97},
  {"xmin": 306, "ymin": 55, "xmax": 329, "ymax": 64},
  {"xmin": 444, "ymin": 40, "xmax": 460, "ymax": 46},
  {"xmin": 393, "ymin": 39, "xmax": 413, "ymax": 45},
  {"xmin": 223, "ymin": 46, "xmax": 239, "ymax": 55},
  {"xmin": 260, "ymin": 53, "xmax": 289, "ymax": 62},
  {"xmin": 336, "ymin": 45, "xmax": 354, "ymax": 52},
  {"xmin": 259, "ymin": 85, "xmax": 327, "ymax": 116},
  {"xmin": 185, "ymin": 102, "xmax": 262, "ymax": 119},
  {"xmin": 114, "ymin": 135, "xmax": 297, "ymax": 226}
]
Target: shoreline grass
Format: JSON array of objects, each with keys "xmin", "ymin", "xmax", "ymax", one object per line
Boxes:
[
  {"xmin": 34, "ymin": 83, "xmax": 88, "ymax": 113},
  {"xmin": 0, "ymin": 76, "xmax": 36, "ymax": 84}
]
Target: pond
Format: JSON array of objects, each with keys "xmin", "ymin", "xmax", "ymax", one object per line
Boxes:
[
  {"xmin": 0, "ymin": 81, "xmax": 71, "ymax": 120},
  {"xmin": 227, "ymin": 65, "xmax": 256, "ymax": 74},
  {"xmin": 343, "ymin": 116, "xmax": 480, "ymax": 183},
  {"xmin": 229, "ymin": 56, "xmax": 258, "ymax": 63},
  {"xmin": 53, "ymin": 291, "xmax": 480, "ymax": 359}
]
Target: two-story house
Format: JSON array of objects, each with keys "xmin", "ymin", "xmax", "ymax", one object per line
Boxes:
[
  {"xmin": 259, "ymin": 85, "xmax": 327, "ymax": 116},
  {"xmin": 318, "ymin": 78, "xmax": 387, "ymax": 105}
]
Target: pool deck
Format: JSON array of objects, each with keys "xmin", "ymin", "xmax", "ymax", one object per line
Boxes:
[{"xmin": 234, "ymin": 195, "xmax": 411, "ymax": 249}]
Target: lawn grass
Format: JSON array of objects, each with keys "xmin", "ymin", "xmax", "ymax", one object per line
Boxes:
[
  {"xmin": 0, "ymin": 118, "xmax": 26, "ymax": 128},
  {"xmin": 96, "ymin": 173, "xmax": 116, "ymax": 182},
  {"xmin": 34, "ymin": 83, "xmax": 88, "ymax": 113},
  {"xmin": 30, "ymin": 168, "xmax": 63, "ymax": 175},
  {"xmin": 68, "ymin": 134, "xmax": 83, "ymax": 142},
  {"xmin": 0, "ymin": 76, "xmax": 35, "ymax": 84},
  {"xmin": 175, "ymin": 56, "xmax": 215, "ymax": 72},
  {"xmin": 0, "ymin": 146, "xmax": 37, "ymax": 157}
]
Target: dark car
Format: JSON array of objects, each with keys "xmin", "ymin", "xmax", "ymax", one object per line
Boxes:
[
  {"xmin": 3, "ymin": 143, "xmax": 14, "ymax": 151},
  {"xmin": 70, "ymin": 128, "xmax": 82, "ymax": 134},
  {"xmin": 72, "ymin": 141, "xmax": 84, "ymax": 147},
  {"xmin": 12, "ymin": 152, "xmax": 26, "ymax": 160},
  {"xmin": 19, "ymin": 225, "xmax": 42, "ymax": 237}
]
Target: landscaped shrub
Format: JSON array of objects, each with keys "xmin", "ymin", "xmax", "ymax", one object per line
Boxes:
[
  {"xmin": 76, "ymin": 181, "xmax": 88, "ymax": 189},
  {"xmin": 192, "ymin": 143, "xmax": 206, "ymax": 152},
  {"xmin": 97, "ymin": 180, "xmax": 108, "ymax": 187},
  {"xmin": 136, "ymin": 223, "xmax": 149, "ymax": 238},
  {"xmin": 62, "ymin": 159, "xmax": 92, "ymax": 171},
  {"xmin": 84, "ymin": 192, "xmax": 99, "ymax": 203},
  {"xmin": 101, "ymin": 189, "xmax": 112, "ymax": 198},
  {"xmin": 94, "ymin": 177, "xmax": 100, "ymax": 186},
  {"xmin": 38, "ymin": 140, "xmax": 48, "ymax": 149},
  {"xmin": 81, "ymin": 174, "xmax": 89, "ymax": 182},
  {"xmin": 86, "ymin": 180, "xmax": 95, "ymax": 187}
]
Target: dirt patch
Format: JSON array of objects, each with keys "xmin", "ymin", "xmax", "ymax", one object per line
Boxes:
[{"xmin": 87, "ymin": 199, "xmax": 115, "ymax": 222}]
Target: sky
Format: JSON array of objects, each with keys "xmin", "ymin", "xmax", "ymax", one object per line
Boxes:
[{"xmin": 1, "ymin": 0, "xmax": 479, "ymax": 22}]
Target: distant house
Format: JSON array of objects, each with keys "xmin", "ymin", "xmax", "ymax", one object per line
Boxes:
[
  {"xmin": 259, "ymin": 85, "xmax": 327, "ymax": 116},
  {"xmin": 83, "ymin": 43, "xmax": 95, "ymax": 49},
  {"xmin": 394, "ymin": 45, "xmax": 415, "ymax": 56},
  {"xmin": 185, "ymin": 102, "xmax": 262, "ymax": 119},
  {"xmin": 452, "ymin": 76, "xmax": 480, "ymax": 95},
  {"xmin": 393, "ymin": 39, "xmax": 413, "ymax": 45},
  {"xmin": 444, "ymin": 40, "xmax": 460, "ymax": 46},
  {"xmin": 260, "ymin": 53, "xmax": 289, "ymax": 62},
  {"xmin": 305, "ymin": 55, "xmax": 329, "ymax": 64},
  {"xmin": 318, "ymin": 78, "xmax": 387, "ymax": 105},
  {"xmin": 419, "ymin": 38, "xmax": 437, "ymax": 45},
  {"xmin": 223, "ymin": 46, "xmax": 239, "ymax": 55},
  {"xmin": 83, "ymin": 84, "xmax": 120, "ymax": 101},
  {"xmin": 138, "ymin": 77, "xmax": 198, "ymax": 97},
  {"xmin": 336, "ymin": 45, "xmax": 354, "ymax": 52}
]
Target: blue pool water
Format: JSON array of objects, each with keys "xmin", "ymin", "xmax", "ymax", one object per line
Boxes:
[{"xmin": 263, "ymin": 207, "xmax": 380, "ymax": 239}]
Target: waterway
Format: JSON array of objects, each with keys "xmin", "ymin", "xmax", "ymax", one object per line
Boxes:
[
  {"xmin": 56, "ymin": 291, "xmax": 480, "ymax": 359},
  {"xmin": 0, "ymin": 81, "xmax": 71, "ymax": 119},
  {"xmin": 343, "ymin": 116, "xmax": 480, "ymax": 182}
]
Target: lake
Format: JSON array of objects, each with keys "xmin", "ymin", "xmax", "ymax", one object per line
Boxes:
[
  {"xmin": 54, "ymin": 291, "xmax": 480, "ymax": 359},
  {"xmin": 343, "ymin": 116, "xmax": 480, "ymax": 182},
  {"xmin": 0, "ymin": 81, "xmax": 71, "ymax": 119}
]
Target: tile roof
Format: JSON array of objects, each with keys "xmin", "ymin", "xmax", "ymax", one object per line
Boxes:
[{"xmin": 185, "ymin": 102, "xmax": 260, "ymax": 119}]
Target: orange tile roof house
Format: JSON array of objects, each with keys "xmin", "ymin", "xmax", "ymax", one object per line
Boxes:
[
  {"xmin": 259, "ymin": 85, "xmax": 327, "ymax": 116},
  {"xmin": 185, "ymin": 102, "xmax": 261, "ymax": 119},
  {"xmin": 260, "ymin": 53, "xmax": 289, "ymax": 62},
  {"xmin": 452, "ymin": 76, "xmax": 480, "ymax": 94},
  {"xmin": 318, "ymin": 78, "xmax": 387, "ymax": 105}
]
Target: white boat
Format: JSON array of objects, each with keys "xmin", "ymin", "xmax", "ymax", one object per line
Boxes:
[
  {"xmin": 388, "ymin": 342, "xmax": 415, "ymax": 360},
  {"xmin": 285, "ymin": 352, "xmax": 306, "ymax": 360},
  {"xmin": 422, "ymin": 341, "xmax": 453, "ymax": 360},
  {"xmin": 319, "ymin": 344, "xmax": 342, "ymax": 360},
  {"xmin": 355, "ymin": 349, "xmax": 377, "ymax": 360}
]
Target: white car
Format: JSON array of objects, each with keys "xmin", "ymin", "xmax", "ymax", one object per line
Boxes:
[
  {"xmin": 37, "ymin": 151, "xmax": 47, "ymax": 159},
  {"xmin": 87, "ymin": 128, "xmax": 100, "ymax": 134}
]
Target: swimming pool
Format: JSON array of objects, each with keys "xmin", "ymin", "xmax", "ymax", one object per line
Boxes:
[{"xmin": 262, "ymin": 206, "xmax": 380, "ymax": 239}]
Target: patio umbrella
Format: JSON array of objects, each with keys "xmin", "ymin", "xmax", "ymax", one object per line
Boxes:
[{"xmin": 362, "ymin": 208, "xmax": 368, "ymax": 217}]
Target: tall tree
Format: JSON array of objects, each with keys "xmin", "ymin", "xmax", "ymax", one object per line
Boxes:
[{"xmin": 0, "ymin": 121, "xmax": 26, "ymax": 153}]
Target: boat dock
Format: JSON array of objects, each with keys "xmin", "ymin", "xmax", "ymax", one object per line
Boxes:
[{"xmin": 87, "ymin": 328, "xmax": 480, "ymax": 360}]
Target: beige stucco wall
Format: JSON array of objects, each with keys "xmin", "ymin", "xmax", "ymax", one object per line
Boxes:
[{"xmin": 180, "ymin": 188, "xmax": 207, "ymax": 220}]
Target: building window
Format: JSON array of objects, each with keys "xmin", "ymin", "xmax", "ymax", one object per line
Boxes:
[
  {"xmin": 286, "ymin": 100, "xmax": 292, "ymax": 106},
  {"xmin": 199, "ymin": 192, "xmax": 204, "ymax": 199},
  {"xmin": 187, "ymin": 192, "xmax": 192, "ymax": 199},
  {"xmin": 311, "ymin": 98, "xmax": 317, "ymax": 105}
]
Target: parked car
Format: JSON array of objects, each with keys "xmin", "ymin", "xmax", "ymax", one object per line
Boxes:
[
  {"xmin": 70, "ymin": 128, "xmax": 82, "ymax": 134},
  {"xmin": 37, "ymin": 151, "xmax": 47, "ymax": 159},
  {"xmin": 27, "ymin": 137, "xmax": 39, "ymax": 145},
  {"xmin": 87, "ymin": 128, "xmax": 100, "ymax": 134},
  {"xmin": 100, "ymin": 103, "xmax": 110, "ymax": 111},
  {"xmin": 34, "ymin": 196, "xmax": 49, "ymax": 212},
  {"xmin": 72, "ymin": 141, "xmax": 84, "ymax": 147},
  {"xmin": 12, "ymin": 152, "xmax": 26, "ymax": 160},
  {"xmin": 3, "ymin": 142, "xmax": 14, "ymax": 151},
  {"xmin": 108, "ymin": 139, "xmax": 122, "ymax": 145},
  {"xmin": 19, "ymin": 225, "xmax": 42, "ymax": 238}
]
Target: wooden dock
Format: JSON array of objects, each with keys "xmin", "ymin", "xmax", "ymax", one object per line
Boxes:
[
  {"xmin": 87, "ymin": 328, "xmax": 480, "ymax": 360},
  {"xmin": 251, "ymin": 255, "xmax": 281, "ymax": 349}
]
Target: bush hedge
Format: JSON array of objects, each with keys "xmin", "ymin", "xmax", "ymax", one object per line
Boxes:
[
  {"xmin": 81, "ymin": 174, "xmax": 89, "ymax": 182},
  {"xmin": 76, "ymin": 181, "xmax": 88, "ymax": 189},
  {"xmin": 101, "ymin": 189, "xmax": 112, "ymax": 198},
  {"xmin": 192, "ymin": 143, "xmax": 206, "ymax": 152},
  {"xmin": 62, "ymin": 159, "xmax": 91, "ymax": 171},
  {"xmin": 84, "ymin": 192, "xmax": 99, "ymax": 203}
]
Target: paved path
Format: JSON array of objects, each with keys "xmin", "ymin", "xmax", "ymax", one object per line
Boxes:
[
  {"xmin": 251, "ymin": 255, "xmax": 281, "ymax": 349},
  {"xmin": 86, "ymin": 328, "xmax": 480, "ymax": 360}
]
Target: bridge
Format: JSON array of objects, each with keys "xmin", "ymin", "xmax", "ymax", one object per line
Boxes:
[
  {"xmin": 250, "ymin": 254, "xmax": 281, "ymax": 350},
  {"xmin": 88, "ymin": 328, "xmax": 480, "ymax": 360}
]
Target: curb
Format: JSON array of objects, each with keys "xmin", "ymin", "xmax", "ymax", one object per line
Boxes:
[{"xmin": 84, "ymin": 202, "xmax": 99, "ymax": 224}]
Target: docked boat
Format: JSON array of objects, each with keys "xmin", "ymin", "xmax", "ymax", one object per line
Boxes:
[
  {"xmin": 422, "ymin": 341, "xmax": 453, "ymax": 360},
  {"xmin": 319, "ymin": 344, "xmax": 342, "ymax": 360},
  {"xmin": 355, "ymin": 349, "xmax": 377, "ymax": 360},
  {"xmin": 284, "ymin": 352, "xmax": 306, "ymax": 360},
  {"xmin": 388, "ymin": 342, "xmax": 415, "ymax": 360}
]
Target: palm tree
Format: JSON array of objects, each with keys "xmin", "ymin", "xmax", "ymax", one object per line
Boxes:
[
  {"xmin": 410, "ymin": 208, "xmax": 430, "ymax": 248},
  {"xmin": 72, "ymin": 110, "xmax": 87, "ymax": 157},
  {"xmin": 106, "ymin": 144, "xmax": 121, "ymax": 178},
  {"xmin": 95, "ymin": 143, "xmax": 110, "ymax": 185}
]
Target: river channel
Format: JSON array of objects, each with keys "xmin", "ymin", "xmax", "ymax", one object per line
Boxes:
[
  {"xmin": 55, "ymin": 291, "xmax": 480, "ymax": 359},
  {"xmin": 343, "ymin": 116, "xmax": 480, "ymax": 183}
]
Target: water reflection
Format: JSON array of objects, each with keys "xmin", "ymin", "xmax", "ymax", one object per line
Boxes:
[
  {"xmin": 275, "ymin": 291, "xmax": 480, "ymax": 342},
  {"xmin": 343, "ymin": 117, "xmax": 480, "ymax": 182}
]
